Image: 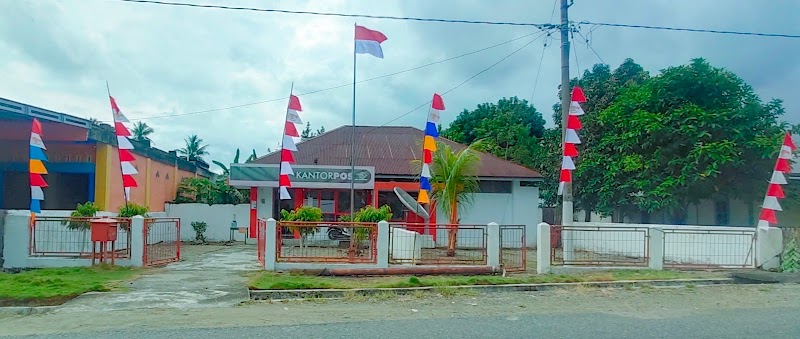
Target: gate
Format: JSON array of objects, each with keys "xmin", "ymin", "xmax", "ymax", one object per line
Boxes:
[
  {"xmin": 499, "ymin": 225, "xmax": 526, "ymax": 271},
  {"xmin": 143, "ymin": 218, "xmax": 181, "ymax": 266}
]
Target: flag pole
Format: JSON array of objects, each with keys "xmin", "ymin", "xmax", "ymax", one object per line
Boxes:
[
  {"xmin": 350, "ymin": 22, "xmax": 357, "ymax": 219},
  {"xmin": 107, "ymin": 81, "xmax": 129, "ymax": 209}
]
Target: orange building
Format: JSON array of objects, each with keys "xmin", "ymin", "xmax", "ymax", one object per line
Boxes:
[{"xmin": 0, "ymin": 97, "xmax": 213, "ymax": 212}]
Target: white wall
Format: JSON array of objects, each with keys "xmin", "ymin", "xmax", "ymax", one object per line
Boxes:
[
  {"xmin": 434, "ymin": 181, "xmax": 541, "ymax": 248},
  {"xmin": 164, "ymin": 203, "xmax": 250, "ymax": 242},
  {"xmin": 578, "ymin": 198, "xmax": 757, "ymax": 227}
]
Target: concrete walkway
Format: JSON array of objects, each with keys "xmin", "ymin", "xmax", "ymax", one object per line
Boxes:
[{"xmin": 55, "ymin": 245, "xmax": 261, "ymax": 312}]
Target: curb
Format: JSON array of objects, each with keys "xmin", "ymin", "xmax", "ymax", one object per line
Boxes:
[
  {"xmin": 250, "ymin": 278, "xmax": 735, "ymax": 300},
  {"xmin": 0, "ymin": 306, "xmax": 57, "ymax": 315}
]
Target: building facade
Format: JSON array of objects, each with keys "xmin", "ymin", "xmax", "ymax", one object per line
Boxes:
[
  {"xmin": 230, "ymin": 126, "xmax": 543, "ymax": 246},
  {"xmin": 0, "ymin": 97, "xmax": 213, "ymax": 212}
]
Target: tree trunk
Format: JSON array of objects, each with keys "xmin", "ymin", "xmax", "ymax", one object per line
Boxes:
[
  {"xmin": 584, "ymin": 207, "xmax": 592, "ymax": 222},
  {"xmin": 446, "ymin": 201, "xmax": 458, "ymax": 257}
]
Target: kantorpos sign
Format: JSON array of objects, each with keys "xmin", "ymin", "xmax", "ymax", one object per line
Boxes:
[{"xmin": 229, "ymin": 164, "xmax": 375, "ymax": 189}]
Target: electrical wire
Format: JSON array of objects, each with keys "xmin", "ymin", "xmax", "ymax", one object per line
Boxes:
[
  {"xmin": 575, "ymin": 26, "xmax": 605, "ymax": 65},
  {"xmin": 112, "ymin": 0, "xmax": 800, "ymax": 39},
  {"xmin": 264, "ymin": 30, "xmax": 552, "ymax": 161},
  {"xmin": 113, "ymin": 0, "xmax": 556, "ymax": 29},
  {"xmin": 118, "ymin": 30, "xmax": 545, "ymax": 122}
]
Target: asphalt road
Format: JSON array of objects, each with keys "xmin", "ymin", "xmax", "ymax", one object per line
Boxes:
[{"xmin": 11, "ymin": 306, "xmax": 799, "ymax": 339}]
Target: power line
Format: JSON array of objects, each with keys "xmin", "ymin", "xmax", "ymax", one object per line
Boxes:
[
  {"xmin": 113, "ymin": 0, "xmax": 800, "ymax": 39},
  {"xmin": 274, "ymin": 30, "xmax": 552, "ymax": 160},
  {"xmin": 579, "ymin": 21, "xmax": 800, "ymax": 39},
  {"xmin": 121, "ymin": 30, "xmax": 545, "ymax": 122},
  {"xmin": 575, "ymin": 26, "xmax": 605, "ymax": 65},
  {"xmin": 114, "ymin": 0, "xmax": 556, "ymax": 29}
]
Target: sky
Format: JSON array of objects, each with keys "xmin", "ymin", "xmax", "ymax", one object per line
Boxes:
[{"xmin": 1, "ymin": 0, "xmax": 799, "ymax": 173}]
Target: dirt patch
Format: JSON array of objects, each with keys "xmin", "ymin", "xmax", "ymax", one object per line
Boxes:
[{"xmin": 0, "ymin": 295, "xmax": 77, "ymax": 307}]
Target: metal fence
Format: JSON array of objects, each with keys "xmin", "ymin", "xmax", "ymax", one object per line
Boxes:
[
  {"xmin": 276, "ymin": 221, "xmax": 378, "ymax": 264},
  {"xmin": 29, "ymin": 216, "xmax": 131, "ymax": 259},
  {"xmin": 551, "ymin": 225, "xmax": 649, "ymax": 267},
  {"xmin": 662, "ymin": 228, "xmax": 755, "ymax": 269},
  {"xmin": 257, "ymin": 218, "xmax": 267, "ymax": 267},
  {"xmin": 499, "ymin": 225, "xmax": 526, "ymax": 272},
  {"xmin": 780, "ymin": 226, "xmax": 800, "ymax": 272},
  {"xmin": 388, "ymin": 223, "xmax": 487, "ymax": 265},
  {"xmin": 143, "ymin": 218, "xmax": 181, "ymax": 266}
]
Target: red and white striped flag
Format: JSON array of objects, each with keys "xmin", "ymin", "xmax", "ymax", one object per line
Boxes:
[
  {"xmin": 279, "ymin": 94, "xmax": 304, "ymax": 200},
  {"xmin": 109, "ymin": 95, "xmax": 137, "ymax": 201},
  {"xmin": 558, "ymin": 87, "xmax": 586, "ymax": 195},
  {"xmin": 757, "ymin": 132, "xmax": 796, "ymax": 230}
]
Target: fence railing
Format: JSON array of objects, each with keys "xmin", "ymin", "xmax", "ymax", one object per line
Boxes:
[
  {"xmin": 499, "ymin": 225, "xmax": 526, "ymax": 272},
  {"xmin": 551, "ymin": 225, "xmax": 650, "ymax": 267},
  {"xmin": 388, "ymin": 223, "xmax": 487, "ymax": 265},
  {"xmin": 257, "ymin": 218, "xmax": 267, "ymax": 267},
  {"xmin": 29, "ymin": 216, "xmax": 132, "ymax": 259},
  {"xmin": 662, "ymin": 228, "xmax": 755, "ymax": 269},
  {"xmin": 276, "ymin": 221, "xmax": 378, "ymax": 264},
  {"xmin": 143, "ymin": 218, "xmax": 181, "ymax": 266}
]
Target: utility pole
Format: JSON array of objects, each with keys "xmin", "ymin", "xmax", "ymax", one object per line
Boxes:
[{"xmin": 559, "ymin": 0, "xmax": 573, "ymax": 226}]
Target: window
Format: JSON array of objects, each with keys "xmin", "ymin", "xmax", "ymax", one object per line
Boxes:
[
  {"xmin": 478, "ymin": 180, "xmax": 512, "ymax": 193},
  {"xmin": 715, "ymin": 198, "xmax": 730, "ymax": 226}
]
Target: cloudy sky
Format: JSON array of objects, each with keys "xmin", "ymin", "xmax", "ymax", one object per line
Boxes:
[{"xmin": 1, "ymin": 0, "xmax": 798, "ymax": 172}]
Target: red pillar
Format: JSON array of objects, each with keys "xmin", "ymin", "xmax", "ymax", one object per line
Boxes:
[{"xmin": 249, "ymin": 187, "xmax": 257, "ymax": 238}]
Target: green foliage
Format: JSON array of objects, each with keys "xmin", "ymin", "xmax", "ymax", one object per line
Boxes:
[
  {"xmin": 781, "ymin": 229, "xmax": 800, "ymax": 273},
  {"xmin": 131, "ymin": 121, "xmax": 154, "ymax": 144},
  {"xmin": 280, "ymin": 205, "xmax": 323, "ymax": 239},
  {"xmin": 301, "ymin": 122, "xmax": 326, "ymax": 140},
  {"xmin": 174, "ymin": 177, "xmax": 246, "ymax": 205},
  {"xmin": 191, "ymin": 221, "xmax": 208, "ymax": 243},
  {"xmin": 178, "ymin": 134, "xmax": 209, "ymax": 162},
  {"xmin": 63, "ymin": 202, "xmax": 100, "ymax": 230},
  {"xmin": 442, "ymin": 96, "xmax": 545, "ymax": 164},
  {"xmin": 349, "ymin": 205, "xmax": 393, "ymax": 242},
  {"xmin": 117, "ymin": 203, "xmax": 149, "ymax": 218},
  {"xmin": 428, "ymin": 141, "xmax": 483, "ymax": 223}
]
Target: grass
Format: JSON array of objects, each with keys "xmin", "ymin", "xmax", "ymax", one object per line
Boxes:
[
  {"xmin": 249, "ymin": 270, "xmax": 720, "ymax": 291},
  {"xmin": 0, "ymin": 266, "xmax": 139, "ymax": 306}
]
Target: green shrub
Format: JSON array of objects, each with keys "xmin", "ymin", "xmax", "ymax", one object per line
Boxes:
[
  {"xmin": 63, "ymin": 202, "xmax": 100, "ymax": 230},
  {"xmin": 191, "ymin": 221, "xmax": 208, "ymax": 243},
  {"xmin": 117, "ymin": 203, "xmax": 149, "ymax": 218},
  {"xmin": 351, "ymin": 205, "xmax": 392, "ymax": 242},
  {"xmin": 280, "ymin": 206, "xmax": 323, "ymax": 249}
]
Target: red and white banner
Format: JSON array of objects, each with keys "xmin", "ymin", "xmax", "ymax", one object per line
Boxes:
[
  {"xmin": 109, "ymin": 95, "xmax": 137, "ymax": 201},
  {"xmin": 558, "ymin": 87, "xmax": 586, "ymax": 195},
  {"xmin": 279, "ymin": 94, "xmax": 304, "ymax": 200},
  {"xmin": 757, "ymin": 132, "xmax": 796, "ymax": 230}
]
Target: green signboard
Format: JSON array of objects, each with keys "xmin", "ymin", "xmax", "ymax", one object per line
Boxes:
[{"xmin": 229, "ymin": 164, "xmax": 374, "ymax": 189}]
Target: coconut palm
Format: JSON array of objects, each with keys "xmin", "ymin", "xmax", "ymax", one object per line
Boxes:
[
  {"xmin": 178, "ymin": 134, "xmax": 209, "ymax": 162},
  {"xmin": 429, "ymin": 140, "xmax": 483, "ymax": 256},
  {"xmin": 131, "ymin": 121, "xmax": 154, "ymax": 144}
]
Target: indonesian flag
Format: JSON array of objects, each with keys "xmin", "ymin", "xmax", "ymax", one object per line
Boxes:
[
  {"xmin": 757, "ymin": 132, "xmax": 796, "ymax": 230},
  {"xmin": 355, "ymin": 25, "xmax": 387, "ymax": 59},
  {"xmin": 280, "ymin": 94, "xmax": 304, "ymax": 200},
  {"xmin": 109, "ymin": 95, "xmax": 137, "ymax": 201},
  {"xmin": 558, "ymin": 86, "xmax": 587, "ymax": 195}
]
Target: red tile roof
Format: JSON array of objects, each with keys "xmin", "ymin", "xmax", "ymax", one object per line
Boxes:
[{"xmin": 254, "ymin": 126, "xmax": 542, "ymax": 179}]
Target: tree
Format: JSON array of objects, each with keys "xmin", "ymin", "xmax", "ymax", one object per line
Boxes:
[
  {"xmin": 429, "ymin": 141, "xmax": 482, "ymax": 256},
  {"xmin": 301, "ymin": 122, "xmax": 326, "ymax": 140},
  {"xmin": 178, "ymin": 134, "xmax": 209, "ymax": 162},
  {"xmin": 583, "ymin": 58, "xmax": 791, "ymax": 223},
  {"xmin": 442, "ymin": 97, "xmax": 545, "ymax": 164},
  {"xmin": 213, "ymin": 148, "xmax": 258, "ymax": 176},
  {"xmin": 174, "ymin": 177, "xmax": 246, "ymax": 205},
  {"xmin": 131, "ymin": 121, "xmax": 154, "ymax": 144}
]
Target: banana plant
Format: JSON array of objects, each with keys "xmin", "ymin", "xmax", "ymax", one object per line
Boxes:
[{"xmin": 213, "ymin": 148, "xmax": 258, "ymax": 176}]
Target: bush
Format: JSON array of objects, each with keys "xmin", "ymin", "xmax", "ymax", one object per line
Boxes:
[
  {"xmin": 63, "ymin": 202, "xmax": 100, "ymax": 230},
  {"xmin": 118, "ymin": 203, "xmax": 149, "ymax": 218},
  {"xmin": 280, "ymin": 206, "xmax": 323, "ymax": 249},
  {"xmin": 351, "ymin": 205, "xmax": 392, "ymax": 243},
  {"xmin": 191, "ymin": 221, "xmax": 208, "ymax": 243}
]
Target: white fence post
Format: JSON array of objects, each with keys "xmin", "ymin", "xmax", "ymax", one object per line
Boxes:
[
  {"xmin": 129, "ymin": 216, "xmax": 145, "ymax": 267},
  {"xmin": 537, "ymin": 222, "xmax": 551, "ymax": 274},
  {"xmin": 487, "ymin": 222, "xmax": 500, "ymax": 270},
  {"xmin": 756, "ymin": 228, "xmax": 783, "ymax": 270},
  {"xmin": 2, "ymin": 212, "xmax": 31, "ymax": 268},
  {"xmin": 648, "ymin": 227, "xmax": 664, "ymax": 270},
  {"xmin": 377, "ymin": 221, "xmax": 390, "ymax": 268},
  {"xmin": 264, "ymin": 218, "xmax": 277, "ymax": 271}
]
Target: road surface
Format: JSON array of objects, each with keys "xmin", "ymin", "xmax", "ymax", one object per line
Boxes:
[{"xmin": 1, "ymin": 284, "xmax": 798, "ymax": 338}]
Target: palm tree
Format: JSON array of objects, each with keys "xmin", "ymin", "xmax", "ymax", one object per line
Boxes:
[
  {"xmin": 178, "ymin": 134, "xmax": 209, "ymax": 162},
  {"xmin": 429, "ymin": 140, "xmax": 482, "ymax": 257},
  {"xmin": 131, "ymin": 121, "xmax": 154, "ymax": 144}
]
